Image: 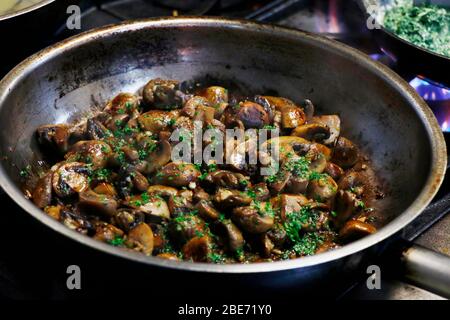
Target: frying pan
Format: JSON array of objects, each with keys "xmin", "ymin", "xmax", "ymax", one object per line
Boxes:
[
  {"xmin": 0, "ymin": 17, "xmax": 447, "ymax": 295},
  {"xmin": 359, "ymin": 0, "xmax": 450, "ymax": 86}
]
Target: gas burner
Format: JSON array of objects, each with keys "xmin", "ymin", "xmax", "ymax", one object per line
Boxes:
[{"xmin": 409, "ymin": 77, "xmax": 450, "ymax": 132}]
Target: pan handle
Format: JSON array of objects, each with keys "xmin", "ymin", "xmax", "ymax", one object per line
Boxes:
[{"xmin": 400, "ymin": 243, "xmax": 450, "ymax": 299}]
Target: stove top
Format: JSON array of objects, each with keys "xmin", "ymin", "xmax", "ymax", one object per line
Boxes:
[{"xmin": 0, "ymin": 0, "xmax": 449, "ymax": 300}]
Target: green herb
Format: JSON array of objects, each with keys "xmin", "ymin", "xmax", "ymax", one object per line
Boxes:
[
  {"xmin": 20, "ymin": 165, "xmax": 32, "ymax": 178},
  {"xmin": 283, "ymin": 206, "xmax": 319, "ymax": 243},
  {"xmin": 109, "ymin": 236, "xmax": 125, "ymax": 246},
  {"xmin": 208, "ymin": 252, "xmax": 225, "ymax": 264},
  {"xmin": 384, "ymin": 1, "xmax": 450, "ymax": 57}
]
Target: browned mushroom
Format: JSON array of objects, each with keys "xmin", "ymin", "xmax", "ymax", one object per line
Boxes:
[
  {"xmin": 32, "ymin": 173, "xmax": 53, "ymax": 208},
  {"xmin": 111, "ymin": 208, "xmax": 145, "ymax": 232},
  {"xmin": 232, "ymin": 205, "xmax": 274, "ymax": 234},
  {"xmin": 277, "ymin": 194, "xmax": 309, "ymax": 221},
  {"xmin": 215, "ymin": 219, "xmax": 244, "ymax": 253},
  {"xmin": 339, "ymin": 220, "xmax": 376, "ymax": 241},
  {"xmin": 78, "ymin": 190, "xmax": 118, "ymax": 217},
  {"xmin": 125, "ymin": 194, "xmax": 170, "ymax": 222},
  {"xmin": 258, "ymin": 96, "xmax": 306, "ymax": 129},
  {"xmin": 182, "ymin": 236, "xmax": 212, "ymax": 262},
  {"xmin": 146, "ymin": 185, "xmax": 178, "ymax": 198},
  {"xmin": 168, "ymin": 191, "xmax": 194, "ymax": 216},
  {"xmin": 235, "ymin": 101, "xmax": 269, "ymax": 129},
  {"xmin": 195, "ymin": 200, "xmax": 220, "ymax": 221},
  {"xmin": 291, "ymin": 123, "xmax": 330, "ymax": 142},
  {"xmin": 131, "ymin": 170, "xmax": 149, "ymax": 192},
  {"xmin": 332, "ymin": 136, "xmax": 359, "ymax": 168},
  {"xmin": 324, "ymin": 162, "xmax": 345, "ymax": 180},
  {"xmin": 93, "ymin": 182, "xmax": 117, "ymax": 197},
  {"xmin": 181, "ymin": 96, "xmax": 210, "ymax": 118},
  {"xmin": 127, "ymin": 222, "xmax": 154, "ymax": 255},
  {"xmin": 333, "ymin": 190, "xmax": 362, "ymax": 227},
  {"xmin": 204, "ymin": 170, "xmax": 249, "ymax": 189},
  {"xmin": 137, "ymin": 110, "xmax": 178, "ymax": 133},
  {"xmin": 86, "ymin": 118, "xmax": 110, "ymax": 140},
  {"xmin": 311, "ymin": 115, "xmax": 341, "ymax": 145},
  {"xmin": 93, "ymin": 222, "xmax": 124, "ymax": 243},
  {"xmin": 105, "ymin": 114, "xmax": 130, "ymax": 132},
  {"xmin": 141, "ymin": 131, "xmax": 172, "ymax": 175},
  {"xmin": 65, "ymin": 140, "xmax": 112, "ymax": 169},
  {"xmin": 169, "ymin": 215, "xmax": 206, "ymax": 245},
  {"xmin": 153, "ymin": 162, "xmax": 201, "ymax": 188},
  {"xmin": 52, "ymin": 162, "xmax": 89, "ymax": 197},
  {"xmin": 197, "ymin": 86, "xmax": 228, "ymax": 118},
  {"xmin": 307, "ymin": 174, "xmax": 338, "ymax": 204},
  {"xmin": 142, "ymin": 78, "xmax": 182, "ymax": 109},
  {"xmin": 213, "ymin": 188, "xmax": 253, "ymax": 208},
  {"xmin": 104, "ymin": 93, "xmax": 140, "ymax": 116},
  {"xmin": 36, "ymin": 124, "xmax": 71, "ymax": 154}
]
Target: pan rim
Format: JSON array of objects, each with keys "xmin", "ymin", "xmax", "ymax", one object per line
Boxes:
[
  {"xmin": 0, "ymin": 16, "xmax": 446, "ymax": 273},
  {"xmin": 0, "ymin": 0, "xmax": 55, "ymax": 22}
]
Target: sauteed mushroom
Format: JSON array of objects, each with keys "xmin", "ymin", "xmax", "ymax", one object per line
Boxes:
[
  {"xmin": 143, "ymin": 78, "xmax": 182, "ymax": 109},
  {"xmin": 28, "ymin": 79, "xmax": 380, "ymax": 264}
]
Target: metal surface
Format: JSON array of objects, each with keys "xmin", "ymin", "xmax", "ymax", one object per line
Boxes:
[
  {"xmin": 402, "ymin": 244, "xmax": 450, "ymax": 298},
  {"xmin": 0, "ymin": 0, "xmax": 54, "ymax": 21},
  {"xmin": 0, "ymin": 18, "xmax": 446, "ymax": 286},
  {"xmin": 359, "ymin": 0, "xmax": 450, "ymax": 86}
]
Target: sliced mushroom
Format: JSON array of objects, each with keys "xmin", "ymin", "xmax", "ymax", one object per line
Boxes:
[
  {"xmin": 213, "ymin": 188, "xmax": 253, "ymax": 208},
  {"xmin": 277, "ymin": 194, "xmax": 309, "ymax": 221},
  {"xmin": 307, "ymin": 174, "xmax": 338, "ymax": 204},
  {"xmin": 36, "ymin": 124, "xmax": 71, "ymax": 154},
  {"xmin": 236, "ymin": 101, "xmax": 269, "ymax": 129},
  {"xmin": 232, "ymin": 206, "xmax": 274, "ymax": 234},
  {"xmin": 93, "ymin": 182, "xmax": 117, "ymax": 197},
  {"xmin": 291, "ymin": 123, "xmax": 330, "ymax": 142},
  {"xmin": 168, "ymin": 191, "xmax": 194, "ymax": 216},
  {"xmin": 311, "ymin": 115, "xmax": 341, "ymax": 145},
  {"xmin": 86, "ymin": 118, "xmax": 109, "ymax": 140},
  {"xmin": 52, "ymin": 162, "xmax": 89, "ymax": 197},
  {"xmin": 303, "ymin": 99, "xmax": 315, "ymax": 120},
  {"xmin": 332, "ymin": 136, "xmax": 359, "ymax": 168},
  {"xmin": 169, "ymin": 215, "xmax": 206, "ymax": 245},
  {"xmin": 181, "ymin": 96, "xmax": 210, "ymax": 118},
  {"xmin": 112, "ymin": 208, "xmax": 145, "ymax": 232},
  {"xmin": 250, "ymin": 182, "xmax": 270, "ymax": 201},
  {"xmin": 137, "ymin": 110, "xmax": 178, "ymax": 133},
  {"xmin": 215, "ymin": 219, "xmax": 244, "ymax": 253},
  {"xmin": 198, "ymin": 86, "xmax": 228, "ymax": 118},
  {"xmin": 131, "ymin": 171, "xmax": 149, "ymax": 192},
  {"xmin": 195, "ymin": 200, "xmax": 220, "ymax": 221},
  {"xmin": 32, "ymin": 173, "xmax": 53, "ymax": 208},
  {"xmin": 339, "ymin": 220, "xmax": 376, "ymax": 242},
  {"xmin": 153, "ymin": 162, "xmax": 201, "ymax": 188},
  {"xmin": 142, "ymin": 78, "xmax": 182, "ymax": 109},
  {"xmin": 105, "ymin": 114, "xmax": 130, "ymax": 132},
  {"xmin": 258, "ymin": 96, "xmax": 306, "ymax": 129},
  {"xmin": 104, "ymin": 93, "xmax": 140, "ymax": 116},
  {"xmin": 193, "ymin": 186, "xmax": 211, "ymax": 203},
  {"xmin": 66, "ymin": 140, "xmax": 112, "ymax": 169},
  {"xmin": 78, "ymin": 190, "xmax": 118, "ymax": 217},
  {"xmin": 127, "ymin": 222, "xmax": 154, "ymax": 255},
  {"xmin": 147, "ymin": 185, "xmax": 178, "ymax": 198},
  {"xmin": 204, "ymin": 170, "xmax": 249, "ymax": 189},
  {"xmin": 333, "ymin": 190, "xmax": 361, "ymax": 228},
  {"xmin": 60, "ymin": 209, "xmax": 94, "ymax": 235},
  {"xmin": 182, "ymin": 236, "xmax": 212, "ymax": 262},
  {"xmin": 93, "ymin": 222, "xmax": 124, "ymax": 243},
  {"xmin": 141, "ymin": 131, "xmax": 172, "ymax": 175},
  {"xmin": 125, "ymin": 195, "xmax": 170, "ymax": 222},
  {"xmin": 198, "ymin": 86, "xmax": 228, "ymax": 105},
  {"xmin": 324, "ymin": 162, "xmax": 345, "ymax": 180}
]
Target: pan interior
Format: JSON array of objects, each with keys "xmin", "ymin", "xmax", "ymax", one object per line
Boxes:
[{"xmin": 0, "ymin": 20, "xmax": 433, "ymax": 250}]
